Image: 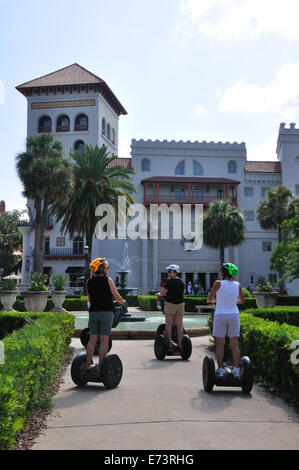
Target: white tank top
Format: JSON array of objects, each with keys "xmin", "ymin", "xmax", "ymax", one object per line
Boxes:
[{"xmin": 215, "ymin": 280, "xmax": 239, "ymax": 314}]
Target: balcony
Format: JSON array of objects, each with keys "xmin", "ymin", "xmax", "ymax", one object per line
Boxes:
[
  {"xmin": 74, "ymin": 124, "xmax": 88, "ymax": 131},
  {"xmin": 44, "ymin": 248, "xmax": 85, "ymax": 260},
  {"xmin": 38, "ymin": 126, "xmax": 51, "ymax": 133},
  {"xmin": 56, "ymin": 125, "xmax": 70, "ymax": 132},
  {"xmin": 141, "ymin": 176, "xmax": 240, "ymax": 207}
]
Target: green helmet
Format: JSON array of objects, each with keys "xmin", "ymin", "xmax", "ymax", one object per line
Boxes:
[{"xmin": 222, "ymin": 262, "xmax": 238, "ymax": 278}]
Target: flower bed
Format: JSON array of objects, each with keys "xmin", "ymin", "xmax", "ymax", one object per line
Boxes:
[{"xmin": 0, "ymin": 311, "xmax": 74, "ymax": 450}]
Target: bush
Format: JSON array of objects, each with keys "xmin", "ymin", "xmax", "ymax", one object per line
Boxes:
[
  {"xmin": 0, "ymin": 311, "xmax": 74, "ymax": 450},
  {"xmin": 51, "ymin": 274, "xmax": 68, "ymax": 291},
  {"xmin": 137, "ymin": 295, "xmax": 158, "ymax": 311},
  {"xmin": 244, "ymin": 307, "xmax": 299, "ymax": 327},
  {"xmin": 1, "ymin": 279, "xmax": 17, "ymax": 290},
  {"xmin": 277, "ymin": 296, "xmax": 299, "ymax": 306}
]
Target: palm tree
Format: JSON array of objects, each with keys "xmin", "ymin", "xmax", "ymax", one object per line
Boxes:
[
  {"xmin": 257, "ymin": 184, "xmax": 295, "ymax": 292},
  {"xmin": 50, "ymin": 145, "xmax": 136, "ymax": 264},
  {"xmin": 16, "ymin": 134, "xmax": 73, "ymax": 272},
  {"xmin": 203, "ymin": 199, "xmax": 245, "ymax": 266}
]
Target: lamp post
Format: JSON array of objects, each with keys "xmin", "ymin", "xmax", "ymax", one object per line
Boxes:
[{"xmin": 84, "ymin": 245, "xmax": 89, "ymax": 295}]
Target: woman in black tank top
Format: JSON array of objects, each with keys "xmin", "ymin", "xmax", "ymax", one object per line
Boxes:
[{"xmin": 86, "ymin": 258, "xmax": 125, "ymax": 375}]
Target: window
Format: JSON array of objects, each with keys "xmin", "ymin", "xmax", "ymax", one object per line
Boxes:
[
  {"xmin": 141, "ymin": 158, "xmax": 150, "ymax": 171},
  {"xmin": 217, "ymin": 189, "xmax": 224, "ymax": 198},
  {"xmin": 269, "ymin": 273, "xmax": 277, "ymax": 284},
  {"xmin": 228, "ymin": 160, "xmax": 237, "ymax": 174},
  {"xmin": 44, "ymin": 236, "xmax": 50, "ymax": 255},
  {"xmin": 56, "ymin": 115, "xmax": 70, "ymax": 132},
  {"xmin": 261, "ymin": 187, "xmax": 270, "ymax": 198},
  {"xmin": 112, "ymin": 128, "xmax": 116, "ymax": 144},
  {"xmin": 295, "ymin": 184, "xmax": 299, "ymax": 196},
  {"xmin": 244, "ymin": 211, "xmax": 254, "ymax": 221},
  {"xmin": 244, "ymin": 186, "xmax": 254, "ymax": 197},
  {"xmin": 107, "ymin": 123, "xmax": 111, "ymax": 140},
  {"xmin": 73, "ymin": 236, "xmax": 83, "ymax": 255},
  {"xmin": 295, "ymin": 156, "xmax": 299, "ymax": 166},
  {"xmin": 263, "ymin": 241, "xmax": 272, "ymax": 252},
  {"xmin": 175, "ymin": 161, "xmax": 185, "ymax": 175},
  {"xmin": 75, "ymin": 114, "xmax": 88, "ymax": 131},
  {"xmin": 56, "ymin": 237, "xmax": 65, "ymax": 246},
  {"xmin": 175, "ymin": 188, "xmax": 185, "ymax": 198},
  {"xmin": 194, "ymin": 189, "xmax": 202, "ymax": 199},
  {"xmin": 102, "ymin": 117, "xmax": 106, "ymax": 135},
  {"xmin": 38, "ymin": 116, "xmax": 52, "ymax": 133},
  {"xmin": 193, "ymin": 161, "xmax": 203, "ymax": 175},
  {"xmin": 74, "ymin": 140, "xmax": 85, "ymax": 155}
]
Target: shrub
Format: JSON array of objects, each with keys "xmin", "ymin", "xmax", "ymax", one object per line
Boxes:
[
  {"xmin": 1, "ymin": 279, "xmax": 17, "ymax": 290},
  {"xmin": 137, "ymin": 295, "xmax": 158, "ymax": 311},
  {"xmin": 244, "ymin": 307, "xmax": 299, "ymax": 327},
  {"xmin": 51, "ymin": 274, "xmax": 68, "ymax": 291},
  {"xmin": 242, "ymin": 288, "xmax": 251, "ymax": 297},
  {"xmin": 0, "ymin": 311, "xmax": 74, "ymax": 450},
  {"xmin": 26, "ymin": 272, "xmax": 48, "ymax": 291},
  {"xmin": 277, "ymin": 296, "xmax": 299, "ymax": 306}
]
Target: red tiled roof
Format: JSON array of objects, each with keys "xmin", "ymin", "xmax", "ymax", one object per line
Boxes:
[
  {"xmin": 141, "ymin": 176, "xmax": 240, "ymax": 184},
  {"xmin": 16, "ymin": 63, "xmax": 127, "ymax": 116},
  {"xmin": 245, "ymin": 161, "xmax": 281, "ymax": 173},
  {"xmin": 107, "ymin": 158, "xmax": 132, "ymax": 169}
]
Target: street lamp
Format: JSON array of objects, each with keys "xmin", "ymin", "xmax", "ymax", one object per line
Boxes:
[{"xmin": 84, "ymin": 245, "xmax": 89, "ymax": 295}]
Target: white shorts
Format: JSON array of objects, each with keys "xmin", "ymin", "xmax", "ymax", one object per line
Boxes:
[{"xmin": 212, "ymin": 313, "xmax": 240, "ymax": 338}]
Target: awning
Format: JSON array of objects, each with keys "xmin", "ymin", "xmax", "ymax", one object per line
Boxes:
[{"xmin": 65, "ymin": 266, "xmax": 84, "ymax": 274}]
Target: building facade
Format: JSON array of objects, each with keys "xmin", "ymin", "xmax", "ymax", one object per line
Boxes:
[{"xmin": 17, "ymin": 65, "xmax": 299, "ymax": 295}]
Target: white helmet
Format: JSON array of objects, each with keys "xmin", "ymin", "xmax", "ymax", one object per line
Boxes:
[{"xmin": 166, "ymin": 264, "xmax": 180, "ymax": 273}]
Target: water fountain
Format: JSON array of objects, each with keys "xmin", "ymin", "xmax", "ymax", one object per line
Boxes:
[{"xmin": 110, "ymin": 242, "xmax": 146, "ymax": 322}]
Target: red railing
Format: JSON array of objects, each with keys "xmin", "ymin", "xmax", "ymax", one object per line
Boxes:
[
  {"xmin": 75, "ymin": 124, "xmax": 88, "ymax": 131},
  {"xmin": 38, "ymin": 126, "xmax": 51, "ymax": 133},
  {"xmin": 56, "ymin": 125, "xmax": 70, "ymax": 132}
]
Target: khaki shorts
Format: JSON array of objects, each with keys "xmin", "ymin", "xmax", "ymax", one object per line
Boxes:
[{"xmin": 164, "ymin": 301, "xmax": 184, "ymax": 316}]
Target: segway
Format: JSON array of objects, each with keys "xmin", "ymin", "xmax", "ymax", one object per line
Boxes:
[
  {"xmin": 202, "ymin": 354, "xmax": 253, "ymax": 393},
  {"xmin": 71, "ymin": 303, "xmax": 123, "ymax": 389},
  {"xmin": 154, "ymin": 323, "xmax": 192, "ymax": 360},
  {"xmin": 71, "ymin": 351, "xmax": 123, "ymax": 389}
]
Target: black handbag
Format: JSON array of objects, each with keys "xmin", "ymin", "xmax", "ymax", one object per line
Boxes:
[{"xmin": 112, "ymin": 303, "xmax": 123, "ymax": 328}]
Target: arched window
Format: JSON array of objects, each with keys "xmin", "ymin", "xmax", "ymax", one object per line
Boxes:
[
  {"xmin": 228, "ymin": 160, "xmax": 237, "ymax": 173},
  {"xmin": 38, "ymin": 116, "xmax": 52, "ymax": 133},
  {"xmin": 102, "ymin": 117, "xmax": 106, "ymax": 135},
  {"xmin": 73, "ymin": 236, "xmax": 83, "ymax": 255},
  {"xmin": 141, "ymin": 158, "xmax": 150, "ymax": 171},
  {"xmin": 74, "ymin": 140, "xmax": 85, "ymax": 155},
  {"xmin": 112, "ymin": 128, "xmax": 116, "ymax": 144},
  {"xmin": 56, "ymin": 115, "xmax": 70, "ymax": 132},
  {"xmin": 175, "ymin": 161, "xmax": 185, "ymax": 175},
  {"xmin": 193, "ymin": 161, "xmax": 203, "ymax": 175},
  {"xmin": 75, "ymin": 114, "xmax": 88, "ymax": 131},
  {"xmin": 107, "ymin": 123, "xmax": 111, "ymax": 140}
]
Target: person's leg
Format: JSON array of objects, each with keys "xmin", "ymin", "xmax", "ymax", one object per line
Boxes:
[
  {"xmin": 165, "ymin": 314, "xmax": 174, "ymax": 346},
  {"xmin": 98, "ymin": 334, "xmax": 110, "ymax": 370},
  {"xmin": 86, "ymin": 334, "xmax": 98, "ymax": 368},
  {"xmin": 173, "ymin": 313, "xmax": 184, "ymax": 348},
  {"xmin": 216, "ymin": 337, "xmax": 225, "ymax": 369},
  {"xmin": 229, "ymin": 337, "xmax": 240, "ymax": 368}
]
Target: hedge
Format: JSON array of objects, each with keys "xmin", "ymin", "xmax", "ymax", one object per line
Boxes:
[
  {"xmin": 244, "ymin": 307, "xmax": 299, "ymax": 327},
  {"xmin": 277, "ymin": 296, "xmax": 299, "ymax": 306},
  {"xmin": 137, "ymin": 295, "xmax": 158, "ymax": 311},
  {"xmin": 0, "ymin": 311, "xmax": 75, "ymax": 450},
  {"xmin": 207, "ymin": 312, "xmax": 299, "ymax": 407}
]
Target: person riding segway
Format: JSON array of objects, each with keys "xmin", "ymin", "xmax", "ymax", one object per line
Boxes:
[{"xmin": 202, "ymin": 263, "xmax": 253, "ymax": 393}]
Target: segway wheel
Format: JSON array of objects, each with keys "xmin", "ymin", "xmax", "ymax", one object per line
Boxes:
[
  {"xmin": 202, "ymin": 356, "xmax": 215, "ymax": 392},
  {"xmin": 240, "ymin": 356, "xmax": 253, "ymax": 393},
  {"xmin": 71, "ymin": 351, "xmax": 89, "ymax": 387},
  {"xmin": 101, "ymin": 354, "xmax": 123, "ymax": 389},
  {"xmin": 156, "ymin": 324, "xmax": 184, "ymax": 344},
  {"xmin": 181, "ymin": 334, "xmax": 192, "ymax": 360},
  {"xmin": 154, "ymin": 334, "xmax": 167, "ymax": 360}
]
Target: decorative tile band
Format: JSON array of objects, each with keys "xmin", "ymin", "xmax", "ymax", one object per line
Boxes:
[{"xmin": 31, "ymin": 99, "xmax": 96, "ymax": 109}]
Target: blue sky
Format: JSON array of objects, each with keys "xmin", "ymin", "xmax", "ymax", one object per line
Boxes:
[{"xmin": 2, "ymin": 0, "xmax": 299, "ymax": 211}]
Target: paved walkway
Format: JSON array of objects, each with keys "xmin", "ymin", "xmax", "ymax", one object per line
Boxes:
[{"xmin": 31, "ymin": 334, "xmax": 299, "ymax": 450}]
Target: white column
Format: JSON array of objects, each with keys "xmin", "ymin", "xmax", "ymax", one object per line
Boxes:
[
  {"xmin": 142, "ymin": 238, "xmax": 148, "ymax": 293},
  {"xmin": 152, "ymin": 238, "xmax": 158, "ymax": 289},
  {"xmin": 18, "ymin": 226, "xmax": 33, "ymax": 289},
  {"xmin": 205, "ymin": 272, "xmax": 211, "ymax": 291}
]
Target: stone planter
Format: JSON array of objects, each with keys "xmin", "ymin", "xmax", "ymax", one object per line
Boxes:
[
  {"xmin": 0, "ymin": 290, "xmax": 18, "ymax": 311},
  {"xmin": 51, "ymin": 291, "xmax": 68, "ymax": 313},
  {"xmin": 23, "ymin": 291, "xmax": 49, "ymax": 312},
  {"xmin": 253, "ymin": 291, "xmax": 278, "ymax": 308}
]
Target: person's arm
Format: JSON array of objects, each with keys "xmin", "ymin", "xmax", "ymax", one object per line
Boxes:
[
  {"xmin": 237, "ymin": 283, "xmax": 245, "ymax": 304},
  {"xmin": 207, "ymin": 280, "xmax": 221, "ymax": 304},
  {"xmin": 108, "ymin": 277, "xmax": 126, "ymax": 305}
]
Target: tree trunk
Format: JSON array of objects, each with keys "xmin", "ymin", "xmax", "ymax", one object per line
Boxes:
[{"xmin": 37, "ymin": 196, "xmax": 49, "ymax": 274}]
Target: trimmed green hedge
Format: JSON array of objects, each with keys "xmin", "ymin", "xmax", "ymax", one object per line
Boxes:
[
  {"xmin": 0, "ymin": 311, "xmax": 75, "ymax": 450},
  {"xmin": 137, "ymin": 295, "xmax": 158, "ymax": 311},
  {"xmin": 277, "ymin": 296, "xmax": 299, "ymax": 306},
  {"xmin": 244, "ymin": 307, "xmax": 299, "ymax": 327}
]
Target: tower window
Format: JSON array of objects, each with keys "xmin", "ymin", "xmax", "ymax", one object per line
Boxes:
[
  {"xmin": 75, "ymin": 114, "xmax": 88, "ymax": 131},
  {"xmin": 228, "ymin": 160, "xmax": 237, "ymax": 173},
  {"xmin": 175, "ymin": 161, "xmax": 185, "ymax": 175},
  {"xmin": 193, "ymin": 161, "xmax": 203, "ymax": 175},
  {"xmin": 74, "ymin": 140, "xmax": 85, "ymax": 155},
  {"xmin": 38, "ymin": 116, "xmax": 52, "ymax": 133},
  {"xmin": 141, "ymin": 158, "xmax": 150, "ymax": 171},
  {"xmin": 56, "ymin": 115, "xmax": 70, "ymax": 132}
]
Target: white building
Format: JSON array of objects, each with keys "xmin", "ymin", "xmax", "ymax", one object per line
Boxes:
[{"xmin": 17, "ymin": 65, "xmax": 299, "ymax": 295}]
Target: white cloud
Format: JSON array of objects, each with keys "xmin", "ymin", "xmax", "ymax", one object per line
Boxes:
[
  {"xmin": 194, "ymin": 105, "xmax": 208, "ymax": 117},
  {"xmin": 0, "ymin": 81, "xmax": 4, "ymax": 104},
  {"xmin": 248, "ymin": 133, "xmax": 278, "ymax": 161},
  {"xmin": 217, "ymin": 60, "xmax": 299, "ymax": 115},
  {"xmin": 176, "ymin": 0, "xmax": 299, "ymax": 42}
]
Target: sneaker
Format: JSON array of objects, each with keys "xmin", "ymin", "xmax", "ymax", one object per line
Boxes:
[
  {"xmin": 233, "ymin": 367, "xmax": 240, "ymax": 378},
  {"xmin": 216, "ymin": 367, "xmax": 224, "ymax": 378},
  {"xmin": 86, "ymin": 364, "xmax": 100, "ymax": 377}
]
